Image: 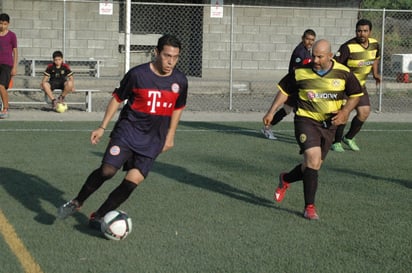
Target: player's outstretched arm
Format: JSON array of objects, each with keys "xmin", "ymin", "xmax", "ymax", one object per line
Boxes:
[
  {"xmin": 162, "ymin": 108, "xmax": 184, "ymax": 152},
  {"xmin": 91, "ymin": 97, "xmax": 121, "ymax": 145},
  {"xmin": 263, "ymin": 91, "xmax": 288, "ymax": 126}
]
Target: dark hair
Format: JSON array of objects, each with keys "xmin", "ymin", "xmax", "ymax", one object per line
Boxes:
[
  {"xmin": 303, "ymin": 29, "xmax": 316, "ymax": 38},
  {"xmin": 0, "ymin": 13, "xmax": 10, "ymax": 22},
  {"xmin": 156, "ymin": 34, "xmax": 182, "ymax": 53},
  {"xmin": 356, "ymin": 19, "xmax": 372, "ymax": 31},
  {"xmin": 52, "ymin": 50, "xmax": 63, "ymax": 59}
]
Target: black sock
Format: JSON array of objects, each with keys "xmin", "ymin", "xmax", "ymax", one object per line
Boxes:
[
  {"xmin": 284, "ymin": 164, "xmax": 303, "ymax": 183},
  {"xmin": 303, "ymin": 167, "xmax": 318, "ymax": 206},
  {"xmin": 345, "ymin": 116, "xmax": 364, "ymax": 139},
  {"xmin": 75, "ymin": 164, "xmax": 117, "ymax": 205},
  {"xmin": 334, "ymin": 124, "xmax": 345, "ymax": 143},
  {"xmin": 95, "ymin": 179, "xmax": 137, "ymax": 217},
  {"xmin": 271, "ymin": 108, "xmax": 287, "ymax": 125}
]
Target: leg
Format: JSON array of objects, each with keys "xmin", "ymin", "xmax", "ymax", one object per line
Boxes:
[
  {"xmin": 0, "ymin": 84, "xmax": 9, "ymax": 110},
  {"xmin": 345, "ymin": 105, "xmax": 370, "ymax": 139},
  {"xmin": 57, "ymin": 163, "xmax": 118, "ymax": 219},
  {"xmin": 330, "ymin": 124, "xmax": 346, "ymax": 152},
  {"xmin": 75, "ymin": 163, "xmax": 119, "ymax": 205},
  {"xmin": 93, "ymin": 168, "xmax": 143, "ymax": 218},
  {"xmin": 302, "ymin": 147, "xmax": 322, "ymax": 220},
  {"xmin": 41, "ymin": 82, "xmax": 55, "ymax": 102},
  {"xmin": 343, "ymin": 92, "xmax": 371, "ymax": 151},
  {"xmin": 60, "ymin": 80, "xmax": 74, "ymax": 99}
]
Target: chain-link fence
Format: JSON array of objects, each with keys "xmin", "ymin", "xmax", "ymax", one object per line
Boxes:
[{"xmin": 8, "ymin": 1, "xmax": 412, "ymax": 113}]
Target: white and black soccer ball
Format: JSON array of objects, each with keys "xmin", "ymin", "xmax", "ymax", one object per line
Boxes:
[{"xmin": 101, "ymin": 210, "xmax": 132, "ymax": 241}]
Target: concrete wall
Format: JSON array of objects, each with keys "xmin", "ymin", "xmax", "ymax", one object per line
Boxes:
[
  {"xmin": 4, "ymin": 1, "xmax": 358, "ymax": 80},
  {"xmin": 202, "ymin": 6, "xmax": 358, "ymax": 79}
]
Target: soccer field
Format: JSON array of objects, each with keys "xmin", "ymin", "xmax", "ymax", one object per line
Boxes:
[{"xmin": 0, "ymin": 121, "xmax": 411, "ymax": 273}]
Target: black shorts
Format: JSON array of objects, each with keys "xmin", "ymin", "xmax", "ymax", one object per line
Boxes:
[
  {"xmin": 0, "ymin": 64, "xmax": 12, "ymax": 89},
  {"xmin": 49, "ymin": 81, "xmax": 66, "ymax": 91},
  {"xmin": 357, "ymin": 87, "xmax": 370, "ymax": 107},
  {"xmin": 294, "ymin": 116, "xmax": 336, "ymax": 160},
  {"xmin": 344, "ymin": 86, "xmax": 370, "ymax": 107},
  {"xmin": 102, "ymin": 138, "xmax": 156, "ymax": 178}
]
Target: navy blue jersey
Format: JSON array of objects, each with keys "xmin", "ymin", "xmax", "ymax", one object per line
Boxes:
[
  {"xmin": 288, "ymin": 42, "xmax": 312, "ymax": 74},
  {"xmin": 110, "ymin": 62, "xmax": 188, "ymax": 158}
]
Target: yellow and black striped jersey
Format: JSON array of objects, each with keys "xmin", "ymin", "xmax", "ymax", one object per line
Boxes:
[
  {"xmin": 277, "ymin": 60, "xmax": 363, "ymax": 122},
  {"xmin": 335, "ymin": 37, "xmax": 380, "ymax": 87}
]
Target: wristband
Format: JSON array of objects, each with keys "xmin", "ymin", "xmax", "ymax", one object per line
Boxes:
[{"xmin": 99, "ymin": 126, "xmax": 106, "ymax": 130}]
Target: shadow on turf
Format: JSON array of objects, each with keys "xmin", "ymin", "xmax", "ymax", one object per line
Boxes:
[
  {"xmin": 153, "ymin": 161, "xmax": 302, "ymax": 219},
  {"xmin": 330, "ymin": 166, "xmax": 412, "ymax": 189},
  {"xmin": 0, "ymin": 167, "xmax": 106, "ymax": 238},
  {"xmin": 179, "ymin": 121, "xmax": 296, "ymax": 144}
]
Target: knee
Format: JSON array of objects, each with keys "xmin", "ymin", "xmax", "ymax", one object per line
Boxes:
[
  {"xmin": 100, "ymin": 164, "xmax": 118, "ymax": 180},
  {"xmin": 356, "ymin": 107, "xmax": 370, "ymax": 121}
]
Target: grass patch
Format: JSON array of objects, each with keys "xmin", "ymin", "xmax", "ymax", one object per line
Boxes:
[{"xmin": 0, "ymin": 121, "xmax": 411, "ymax": 273}]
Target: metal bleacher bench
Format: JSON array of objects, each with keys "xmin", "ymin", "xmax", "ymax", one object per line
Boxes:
[
  {"xmin": 20, "ymin": 58, "xmax": 101, "ymax": 78},
  {"xmin": 8, "ymin": 88, "xmax": 100, "ymax": 112}
]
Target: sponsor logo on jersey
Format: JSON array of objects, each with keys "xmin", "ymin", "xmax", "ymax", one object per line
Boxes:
[
  {"xmin": 307, "ymin": 91, "xmax": 338, "ymax": 100},
  {"xmin": 358, "ymin": 60, "xmax": 374, "ymax": 67},
  {"xmin": 130, "ymin": 88, "xmax": 179, "ymax": 115}
]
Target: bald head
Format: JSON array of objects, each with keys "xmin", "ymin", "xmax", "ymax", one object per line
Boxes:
[
  {"xmin": 312, "ymin": 39, "xmax": 332, "ymax": 54},
  {"xmin": 312, "ymin": 39, "xmax": 333, "ymax": 72}
]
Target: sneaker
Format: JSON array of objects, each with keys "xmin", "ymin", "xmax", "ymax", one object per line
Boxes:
[
  {"xmin": 343, "ymin": 136, "xmax": 360, "ymax": 151},
  {"xmin": 303, "ymin": 204, "xmax": 319, "ymax": 220},
  {"xmin": 274, "ymin": 172, "xmax": 289, "ymax": 203},
  {"xmin": 0, "ymin": 109, "xmax": 9, "ymax": 119},
  {"xmin": 58, "ymin": 95, "xmax": 65, "ymax": 103},
  {"xmin": 331, "ymin": 142, "xmax": 345, "ymax": 152},
  {"xmin": 57, "ymin": 199, "xmax": 80, "ymax": 219},
  {"xmin": 261, "ymin": 126, "xmax": 277, "ymax": 140},
  {"xmin": 89, "ymin": 212, "xmax": 102, "ymax": 230}
]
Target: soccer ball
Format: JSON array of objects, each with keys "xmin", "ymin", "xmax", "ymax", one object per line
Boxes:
[
  {"xmin": 101, "ymin": 210, "xmax": 132, "ymax": 241},
  {"xmin": 55, "ymin": 102, "xmax": 68, "ymax": 113}
]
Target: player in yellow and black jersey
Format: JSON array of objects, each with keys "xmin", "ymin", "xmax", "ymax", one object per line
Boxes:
[
  {"xmin": 331, "ymin": 19, "xmax": 381, "ymax": 152},
  {"xmin": 263, "ymin": 39, "xmax": 363, "ymax": 220}
]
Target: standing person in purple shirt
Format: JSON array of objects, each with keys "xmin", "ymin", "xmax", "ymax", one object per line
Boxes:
[
  {"xmin": 0, "ymin": 13, "xmax": 18, "ymax": 119},
  {"xmin": 57, "ymin": 34, "xmax": 188, "ymax": 229},
  {"xmin": 261, "ymin": 29, "xmax": 316, "ymax": 140}
]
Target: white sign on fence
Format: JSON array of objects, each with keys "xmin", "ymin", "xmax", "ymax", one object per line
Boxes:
[
  {"xmin": 99, "ymin": 0, "xmax": 113, "ymax": 15},
  {"xmin": 211, "ymin": 0, "xmax": 223, "ymax": 18}
]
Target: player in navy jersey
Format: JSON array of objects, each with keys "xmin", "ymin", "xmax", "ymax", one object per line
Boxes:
[
  {"xmin": 331, "ymin": 19, "xmax": 381, "ymax": 152},
  {"xmin": 58, "ymin": 34, "xmax": 188, "ymax": 229},
  {"xmin": 261, "ymin": 29, "xmax": 316, "ymax": 140},
  {"xmin": 41, "ymin": 51, "xmax": 74, "ymax": 110},
  {"xmin": 263, "ymin": 39, "xmax": 362, "ymax": 219}
]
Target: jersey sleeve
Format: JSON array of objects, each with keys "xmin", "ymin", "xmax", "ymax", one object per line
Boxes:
[
  {"xmin": 63, "ymin": 63, "xmax": 74, "ymax": 77},
  {"xmin": 334, "ymin": 43, "xmax": 350, "ymax": 65},
  {"xmin": 277, "ymin": 73, "xmax": 296, "ymax": 96},
  {"xmin": 112, "ymin": 70, "xmax": 134, "ymax": 102},
  {"xmin": 174, "ymin": 78, "xmax": 188, "ymax": 110},
  {"xmin": 43, "ymin": 64, "xmax": 53, "ymax": 77},
  {"xmin": 345, "ymin": 72, "xmax": 364, "ymax": 98}
]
